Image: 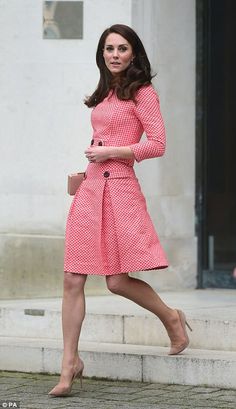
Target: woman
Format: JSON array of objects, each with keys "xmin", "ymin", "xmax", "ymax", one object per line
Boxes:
[{"xmin": 48, "ymin": 24, "xmax": 192, "ymax": 397}]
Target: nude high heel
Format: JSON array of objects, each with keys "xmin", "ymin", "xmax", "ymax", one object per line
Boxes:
[
  {"xmin": 168, "ymin": 310, "xmax": 193, "ymax": 355},
  {"xmin": 48, "ymin": 359, "xmax": 84, "ymax": 397}
]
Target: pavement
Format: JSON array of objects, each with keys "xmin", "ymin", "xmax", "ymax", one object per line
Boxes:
[{"xmin": 0, "ymin": 371, "xmax": 236, "ymax": 409}]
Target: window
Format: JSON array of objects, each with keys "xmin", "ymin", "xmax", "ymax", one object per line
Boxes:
[{"xmin": 43, "ymin": 1, "xmax": 83, "ymax": 39}]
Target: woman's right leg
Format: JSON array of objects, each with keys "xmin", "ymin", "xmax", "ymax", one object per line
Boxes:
[
  {"xmin": 48, "ymin": 272, "xmax": 87, "ymax": 395},
  {"xmin": 61, "ymin": 272, "xmax": 87, "ymax": 368}
]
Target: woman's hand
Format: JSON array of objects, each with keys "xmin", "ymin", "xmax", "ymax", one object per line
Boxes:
[
  {"xmin": 85, "ymin": 146, "xmax": 112, "ymax": 163},
  {"xmin": 85, "ymin": 146, "xmax": 135, "ymax": 163}
]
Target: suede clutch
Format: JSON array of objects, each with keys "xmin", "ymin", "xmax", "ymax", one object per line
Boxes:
[{"xmin": 67, "ymin": 172, "xmax": 85, "ymax": 195}]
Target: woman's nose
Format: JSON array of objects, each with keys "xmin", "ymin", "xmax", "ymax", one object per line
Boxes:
[{"xmin": 112, "ymin": 48, "xmax": 119, "ymax": 58}]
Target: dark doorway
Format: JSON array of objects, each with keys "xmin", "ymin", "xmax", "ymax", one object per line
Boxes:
[{"xmin": 196, "ymin": 0, "xmax": 236, "ymax": 288}]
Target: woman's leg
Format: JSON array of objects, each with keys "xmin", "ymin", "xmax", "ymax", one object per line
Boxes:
[
  {"xmin": 49, "ymin": 272, "xmax": 87, "ymax": 394},
  {"xmin": 106, "ymin": 274, "xmax": 189, "ymax": 351}
]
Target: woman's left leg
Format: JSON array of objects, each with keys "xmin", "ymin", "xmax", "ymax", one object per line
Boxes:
[{"xmin": 106, "ymin": 274, "xmax": 190, "ymax": 354}]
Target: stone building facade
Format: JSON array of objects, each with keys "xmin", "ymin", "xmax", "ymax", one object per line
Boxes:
[{"xmin": 0, "ymin": 0, "xmax": 196, "ymax": 298}]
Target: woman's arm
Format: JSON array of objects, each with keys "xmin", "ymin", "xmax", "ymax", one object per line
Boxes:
[
  {"xmin": 85, "ymin": 86, "xmax": 166, "ymax": 164},
  {"xmin": 129, "ymin": 85, "xmax": 166, "ymax": 162}
]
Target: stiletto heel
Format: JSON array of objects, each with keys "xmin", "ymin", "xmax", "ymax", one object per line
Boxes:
[
  {"xmin": 185, "ymin": 320, "xmax": 193, "ymax": 332},
  {"xmin": 168, "ymin": 310, "xmax": 192, "ymax": 355},
  {"xmin": 48, "ymin": 359, "xmax": 84, "ymax": 397},
  {"xmin": 76, "ymin": 366, "xmax": 83, "ymax": 389}
]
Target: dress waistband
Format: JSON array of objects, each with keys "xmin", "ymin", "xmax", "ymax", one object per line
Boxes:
[{"xmin": 85, "ymin": 164, "xmax": 136, "ymax": 180}]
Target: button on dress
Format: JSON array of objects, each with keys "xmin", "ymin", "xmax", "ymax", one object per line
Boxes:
[{"xmin": 64, "ymin": 85, "xmax": 168, "ymax": 275}]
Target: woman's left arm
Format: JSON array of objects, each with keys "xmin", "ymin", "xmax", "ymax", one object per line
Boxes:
[
  {"xmin": 128, "ymin": 85, "xmax": 166, "ymax": 162},
  {"xmin": 85, "ymin": 86, "xmax": 165, "ymax": 163}
]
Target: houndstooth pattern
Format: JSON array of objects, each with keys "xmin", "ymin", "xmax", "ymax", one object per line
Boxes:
[{"xmin": 64, "ymin": 85, "xmax": 168, "ymax": 275}]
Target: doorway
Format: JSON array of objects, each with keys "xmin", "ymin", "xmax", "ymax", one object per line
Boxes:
[{"xmin": 196, "ymin": 0, "xmax": 236, "ymax": 288}]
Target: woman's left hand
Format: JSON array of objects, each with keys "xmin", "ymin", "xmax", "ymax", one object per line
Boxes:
[{"xmin": 85, "ymin": 146, "xmax": 112, "ymax": 163}]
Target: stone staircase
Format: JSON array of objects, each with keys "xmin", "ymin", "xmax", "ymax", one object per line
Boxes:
[{"xmin": 0, "ymin": 290, "xmax": 236, "ymax": 388}]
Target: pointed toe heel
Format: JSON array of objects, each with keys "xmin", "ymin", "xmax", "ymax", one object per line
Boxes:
[{"xmin": 48, "ymin": 360, "xmax": 84, "ymax": 397}]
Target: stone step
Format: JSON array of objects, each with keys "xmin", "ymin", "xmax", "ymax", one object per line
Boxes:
[
  {"xmin": 0, "ymin": 336, "xmax": 236, "ymax": 389},
  {"xmin": 0, "ymin": 296, "xmax": 236, "ymax": 351}
]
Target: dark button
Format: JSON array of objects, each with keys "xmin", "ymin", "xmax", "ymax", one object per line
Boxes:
[
  {"xmin": 103, "ymin": 171, "xmax": 110, "ymax": 178},
  {"xmin": 98, "ymin": 141, "xmax": 103, "ymax": 146},
  {"xmin": 91, "ymin": 139, "xmax": 94, "ymax": 145}
]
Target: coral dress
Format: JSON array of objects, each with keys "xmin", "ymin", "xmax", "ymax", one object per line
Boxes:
[{"xmin": 64, "ymin": 85, "xmax": 168, "ymax": 275}]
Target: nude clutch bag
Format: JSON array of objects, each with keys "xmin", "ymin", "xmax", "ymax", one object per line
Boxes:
[{"xmin": 67, "ymin": 172, "xmax": 85, "ymax": 195}]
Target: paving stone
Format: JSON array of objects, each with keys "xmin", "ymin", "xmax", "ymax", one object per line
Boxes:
[
  {"xmin": 94, "ymin": 385, "xmax": 143, "ymax": 394},
  {"xmin": 127, "ymin": 388, "xmax": 171, "ymax": 399},
  {"xmin": 163, "ymin": 384, "xmax": 196, "ymax": 392},
  {"xmin": 187, "ymin": 386, "xmax": 222, "ymax": 393},
  {"xmin": 188, "ymin": 390, "xmax": 227, "ymax": 398},
  {"xmin": 214, "ymin": 392, "xmax": 236, "ymax": 401}
]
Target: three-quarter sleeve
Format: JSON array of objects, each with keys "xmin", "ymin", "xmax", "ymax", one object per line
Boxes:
[{"xmin": 129, "ymin": 85, "xmax": 166, "ymax": 162}]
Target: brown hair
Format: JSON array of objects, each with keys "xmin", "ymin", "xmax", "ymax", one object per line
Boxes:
[{"xmin": 84, "ymin": 24, "xmax": 154, "ymax": 107}]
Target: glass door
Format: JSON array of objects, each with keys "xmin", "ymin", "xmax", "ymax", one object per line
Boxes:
[{"xmin": 196, "ymin": 0, "xmax": 236, "ymax": 288}]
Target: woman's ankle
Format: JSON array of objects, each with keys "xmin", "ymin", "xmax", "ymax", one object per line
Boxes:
[
  {"xmin": 160, "ymin": 308, "xmax": 179, "ymax": 330},
  {"xmin": 62, "ymin": 354, "xmax": 79, "ymax": 367}
]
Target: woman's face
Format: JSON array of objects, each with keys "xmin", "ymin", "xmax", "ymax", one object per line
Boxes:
[{"xmin": 103, "ymin": 33, "xmax": 134, "ymax": 75}]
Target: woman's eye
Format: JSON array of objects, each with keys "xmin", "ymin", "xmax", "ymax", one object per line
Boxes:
[
  {"xmin": 118, "ymin": 46, "xmax": 128, "ymax": 52},
  {"xmin": 105, "ymin": 45, "xmax": 129, "ymax": 53}
]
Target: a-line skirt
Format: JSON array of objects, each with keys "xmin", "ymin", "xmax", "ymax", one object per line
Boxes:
[{"xmin": 64, "ymin": 164, "xmax": 168, "ymax": 275}]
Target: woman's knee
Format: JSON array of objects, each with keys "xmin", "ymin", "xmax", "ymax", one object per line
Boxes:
[
  {"xmin": 106, "ymin": 274, "xmax": 128, "ymax": 294},
  {"xmin": 63, "ymin": 272, "xmax": 87, "ymax": 293}
]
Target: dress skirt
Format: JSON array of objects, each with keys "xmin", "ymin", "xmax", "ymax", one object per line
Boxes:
[{"xmin": 64, "ymin": 162, "xmax": 168, "ymax": 275}]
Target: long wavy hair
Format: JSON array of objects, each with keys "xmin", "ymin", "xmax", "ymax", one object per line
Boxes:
[{"xmin": 84, "ymin": 24, "xmax": 154, "ymax": 107}]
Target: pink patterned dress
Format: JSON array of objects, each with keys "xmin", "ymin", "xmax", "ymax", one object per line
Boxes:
[{"xmin": 64, "ymin": 85, "xmax": 168, "ymax": 275}]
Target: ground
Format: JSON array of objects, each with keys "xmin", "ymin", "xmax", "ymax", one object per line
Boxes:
[{"xmin": 0, "ymin": 371, "xmax": 236, "ymax": 409}]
